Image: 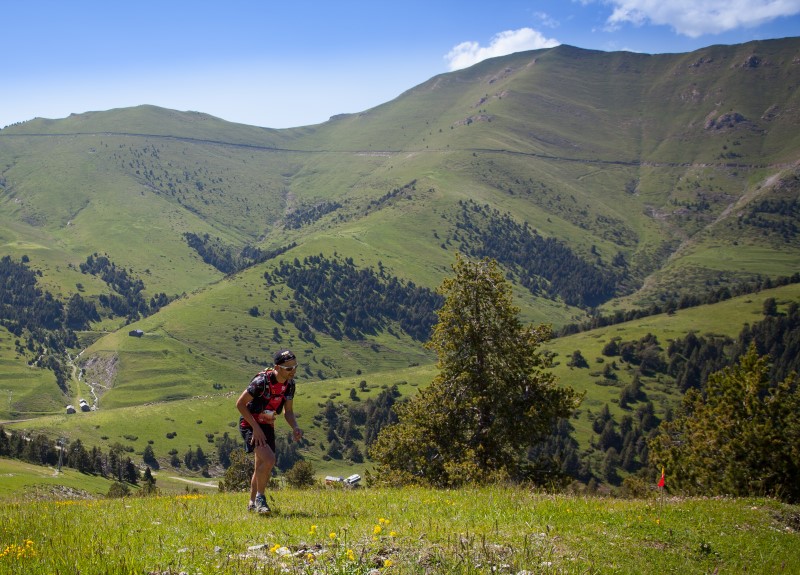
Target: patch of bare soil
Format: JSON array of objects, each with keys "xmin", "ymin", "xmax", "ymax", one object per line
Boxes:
[{"xmin": 80, "ymin": 353, "xmax": 119, "ymax": 407}]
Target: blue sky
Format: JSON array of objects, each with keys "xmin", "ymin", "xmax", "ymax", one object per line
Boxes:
[{"xmin": 3, "ymin": 0, "xmax": 800, "ymax": 129}]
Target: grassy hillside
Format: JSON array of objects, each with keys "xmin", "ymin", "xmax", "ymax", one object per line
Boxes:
[
  {"xmin": 0, "ymin": 457, "xmax": 118, "ymax": 498},
  {"xmin": 1, "ymin": 39, "xmax": 799, "ymax": 487},
  {"xmin": 5, "ymin": 283, "xmax": 798, "ymax": 484},
  {"xmin": 546, "ymin": 283, "xmax": 800, "ymax": 441},
  {"xmin": 2, "ymin": 362, "xmax": 435, "ymax": 478}
]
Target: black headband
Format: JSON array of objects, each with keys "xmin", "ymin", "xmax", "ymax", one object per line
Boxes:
[{"xmin": 274, "ymin": 349, "xmax": 296, "ymax": 365}]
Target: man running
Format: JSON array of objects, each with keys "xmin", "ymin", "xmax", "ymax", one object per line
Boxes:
[{"xmin": 236, "ymin": 349, "xmax": 304, "ymax": 513}]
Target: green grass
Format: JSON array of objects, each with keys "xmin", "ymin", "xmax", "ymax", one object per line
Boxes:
[
  {"xmin": 0, "ymin": 457, "xmax": 219, "ymax": 498},
  {"xmin": 0, "ymin": 326, "xmax": 65, "ymax": 418},
  {"xmin": 0, "ymin": 485, "xmax": 797, "ymax": 574},
  {"xmin": 0, "ymin": 458, "xmax": 116, "ymax": 498}
]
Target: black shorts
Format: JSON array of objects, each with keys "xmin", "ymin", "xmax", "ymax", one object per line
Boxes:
[{"xmin": 240, "ymin": 423, "xmax": 276, "ymax": 454}]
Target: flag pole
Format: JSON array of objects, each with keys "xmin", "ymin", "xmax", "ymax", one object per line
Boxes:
[{"xmin": 657, "ymin": 466, "xmax": 665, "ymax": 523}]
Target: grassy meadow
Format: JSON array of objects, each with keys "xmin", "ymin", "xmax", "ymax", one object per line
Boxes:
[
  {"xmin": 0, "ymin": 458, "xmax": 119, "ymax": 499},
  {"xmin": 1, "ymin": 485, "xmax": 798, "ymax": 574}
]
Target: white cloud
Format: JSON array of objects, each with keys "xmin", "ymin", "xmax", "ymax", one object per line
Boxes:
[
  {"xmin": 445, "ymin": 28, "xmax": 560, "ymax": 71},
  {"xmin": 534, "ymin": 11, "xmax": 560, "ymax": 29},
  {"xmin": 604, "ymin": 0, "xmax": 800, "ymax": 37}
]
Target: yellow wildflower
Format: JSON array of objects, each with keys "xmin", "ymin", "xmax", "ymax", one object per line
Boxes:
[
  {"xmin": 389, "ymin": 530, "xmax": 398, "ymax": 537},
  {"xmin": 329, "ymin": 532, "xmax": 337, "ymax": 540},
  {"xmin": 346, "ymin": 548, "xmax": 356, "ymax": 561},
  {"xmin": 373, "ymin": 525, "xmax": 382, "ymax": 535},
  {"xmin": 384, "ymin": 559, "xmax": 394, "ymax": 567},
  {"xmin": 0, "ymin": 541, "xmax": 35, "ymax": 560}
]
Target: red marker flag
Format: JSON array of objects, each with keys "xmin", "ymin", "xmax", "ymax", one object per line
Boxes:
[{"xmin": 657, "ymin": 467, "xmax": 665, "ymax": 488}]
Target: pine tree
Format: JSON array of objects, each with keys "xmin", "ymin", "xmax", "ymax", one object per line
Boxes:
[
  {"xmin": 649, "ymin": 343, "xmax": 800, "ymax": 502},
  {"xmin": 141, "ymin": 466, "xmax": 158, "ymax": 496},
  {"xmin": 369, "ymin": 254, "xmax": 581, "ymax": 486},
  {"xmin": 124, "ymin": 458, "xmax": 139, "ymax": 484},
  {"xmin": 142, "ymin": 444, "xmax": 159, "ymax": 469},
  {"xmin": 66, "ymin": 438, "xmax": 92, "ymax": 473}
]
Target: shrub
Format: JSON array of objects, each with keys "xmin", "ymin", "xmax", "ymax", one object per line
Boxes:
[
  {"xmin": 107, "ymin": 482, "xmax": 130, "ymax": 498},
  {"xmin": 285, "ymin": 460, "xmax": 316, "ymax": 488},
  {"xmin": 218, "ymin": 449, "xmax": 254, "ymax": 492}
]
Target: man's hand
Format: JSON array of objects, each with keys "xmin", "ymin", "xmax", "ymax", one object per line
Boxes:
[
  {"xmin": 292, "ymin": 427, "xmax": 304, "ymax": 442},
  {"xmin": 251, "ymin": 426, "xmax": 267, "ymax": 447}
]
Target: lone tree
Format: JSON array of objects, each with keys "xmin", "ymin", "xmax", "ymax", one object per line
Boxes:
[
  {"xmin": 370, "ymin": 255, "xmax": 581, "ymax": 486},
  {"xmin": 649, "ymin": 343, "xmax": 800, "ymax": 502}
]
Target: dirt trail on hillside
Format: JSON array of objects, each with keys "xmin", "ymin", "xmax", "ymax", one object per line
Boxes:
[
  {"xmin": 3, "ymin": 131, "xmax": 795, "ymax": 171},
  {"xmin": 169, "ymin": 477, "xmax": 219, "ymax": 489}
]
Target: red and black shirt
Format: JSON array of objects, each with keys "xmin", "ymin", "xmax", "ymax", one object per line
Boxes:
[{"xmin": 239, "ymin": 369, "xmax": 295, "ymax": 429}]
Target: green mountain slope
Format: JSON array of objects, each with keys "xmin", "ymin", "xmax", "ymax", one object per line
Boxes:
[{"xmin": 0, "ymin": 38, "xmax": 799, "ymax": 424}]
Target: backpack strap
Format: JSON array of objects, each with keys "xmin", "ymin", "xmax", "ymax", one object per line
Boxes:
[{"xmin": 262, "ymin": 369, "xmax": 288, "ymax": 414}]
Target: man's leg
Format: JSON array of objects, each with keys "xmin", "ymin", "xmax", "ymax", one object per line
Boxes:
[
  {"xmin": 240, "ymin": 425, "xmax": 258, "ymax": 511},
  {"xmin": 253, "ymin": 444, "xmax": 276, "ymax": 513},
  {"xmin": 253, "ymin": 444, "xmax": 276, "ymax": 493}
]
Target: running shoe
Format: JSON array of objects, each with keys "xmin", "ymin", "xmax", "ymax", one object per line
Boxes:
[{"xmin": 254, "ymin": 494, "xmax": 271, "ymax": 514}]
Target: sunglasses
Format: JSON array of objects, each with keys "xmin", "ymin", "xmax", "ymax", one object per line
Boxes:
[{"xmin": 279, "ymin": 364, "xmax": 298, "ymax": 371}]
